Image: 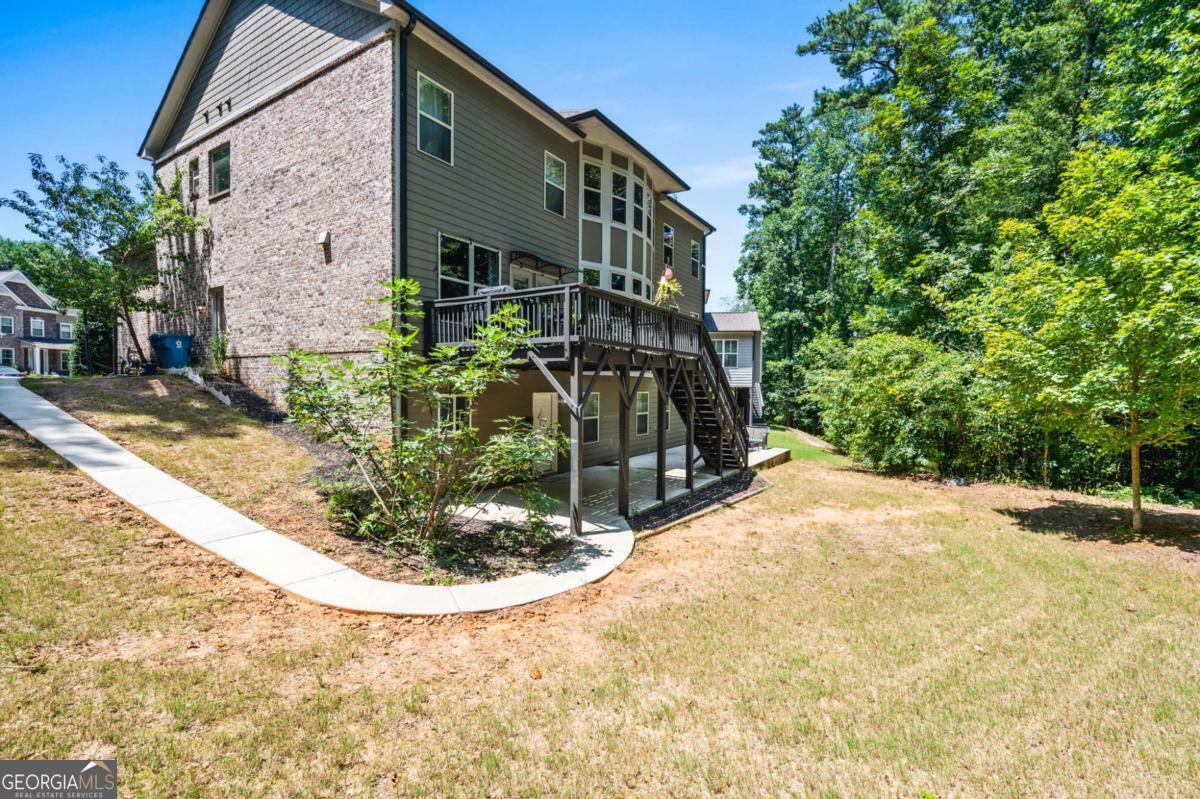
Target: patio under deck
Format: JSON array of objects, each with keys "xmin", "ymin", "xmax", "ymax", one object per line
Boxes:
[{"xmin": 482, "ymin": 445, "xmax": 788, "ymax": 534}]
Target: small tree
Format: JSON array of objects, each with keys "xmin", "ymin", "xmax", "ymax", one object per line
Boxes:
[
  {"xmin": 1, "ymin": 155, "xmax": 206, "ymax": 364},
  {"xmin": 976, "ymin": 147, "xmax": 1200, "ymax": 532},
  {"xmin": 283, "ymin": 279, "xmax": 564, "ymax": 547}
]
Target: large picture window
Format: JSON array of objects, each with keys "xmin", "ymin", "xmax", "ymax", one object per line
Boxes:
[
  {"xmin": 544, "ymin": 152, "xmax": 566, "ymax": 216},
  {"xmin": 438, "ymin": 234, "xmax": 501, "ymax": 298},
  {"xmin": 418, "ymin": 73, "xmax": 454, "ymax": 164},
  {"xmin": 582, "ymin": 393, "xmax": 600, "ymax": 444}
]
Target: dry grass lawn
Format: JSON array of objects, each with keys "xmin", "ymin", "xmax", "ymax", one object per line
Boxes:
[{"xmin": 4, "ymin": 376, "xmax": 1200, "ymax": 797}]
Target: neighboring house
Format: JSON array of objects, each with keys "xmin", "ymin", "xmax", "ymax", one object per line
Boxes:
[
  {"xmin": 126, "ymin": 0, "xmax": 748, "ymax": 534},
  {"xmin": 704, "ymin": 312, "xmax": 764, "ymax": 426},
  {"xmin": 0, "ymin": 271, "xmax": 78, "ymax": 375}
]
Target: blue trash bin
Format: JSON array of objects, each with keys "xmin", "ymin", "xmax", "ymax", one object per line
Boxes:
[{"xmin": 148, "ymin": 333, "xmax": 193, "ymax": 369}]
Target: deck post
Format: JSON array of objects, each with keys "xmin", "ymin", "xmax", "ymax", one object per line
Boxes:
[
  {"xmin": 617, "ymin": 363, "xmax": 631, "ymax": 518},
  {"xmin": 684, "ymin": 364, "xmax": 696, "ymax": 491},
  {"xmin": 656, "ymin": 367, "xmax": 667, "ymax": 501},
  {"xmin": 569, "ymin": 351, "xmax": 584, "ymax": 537}
]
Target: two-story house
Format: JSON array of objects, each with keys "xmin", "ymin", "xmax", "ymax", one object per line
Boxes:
[
  {"xmin": 0, "ymin": 271, "xmax": 78, "ymax": 375},
  {"xmin": 705, "ymin": 311, "xmax": 764, "ymax": 425},
  {"xmin": 127, "ymin": 0, "xmax": 749, "ymax": 534}
]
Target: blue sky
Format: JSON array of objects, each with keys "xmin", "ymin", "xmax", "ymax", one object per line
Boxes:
[{"xmin": 0, "ymin": 0, "xmax": 840, "ymax": 308}]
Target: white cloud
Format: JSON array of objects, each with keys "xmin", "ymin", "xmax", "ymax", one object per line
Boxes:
[{"xmin": 681, "ymin": 155, "xmax": 757, "ymax": 190}]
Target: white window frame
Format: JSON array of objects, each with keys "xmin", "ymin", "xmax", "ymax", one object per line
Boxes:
[
  {"xmin": 715, "ymin": 339, "xmax": 738, "ymax": 369},
  {"xmin": 187, "ymin": 158, "xmax": 201, "ymax": 199},
  {"xmin": 437, "ymin": 233, "xmax": 502, "ymax": 298},
  {"xmin": 690, "ymin": 239, "xmax": 702, "ymax": 277},
  {"xmin": 582, "ymin": 392, "xmax": 600, "ymax": 444},
  {"xmin": 29, "ymin": 318, "xmax": 44, "ymax": 338},
  {"xmin": 417, "ymin": 72, "xmax": 455, "ymax": 165},
  {"xmin": 59, "ymin": 350, "xmax": 70, "ymax": 371},
  {"xmin": 544, "ymin": 151, "xmax": 567, "ymax": 217},
  {"xmin": 577, "ymin": 143, "xmax": 656, "ymax": 302},
  {"xmin": 209, "ymin": 143, "xmax": 231, "ymax": 197},
  {"xmin": 59, "ymin": 322, "xmax": 74, "ymax": 341},
  {"xmin": 0, "ymin": 348, "xmax": 13, "ymax": 368},
  {"xmin": 663, "ymin": 224, "xmax": 675, "ymax": 268},
  {"xmin": 0, "ymin": 316, "xmax": 12, "ymax": 335},
  {"xmin": 436, "ymin": 395, "xmax": 473, "ymax": 430},
  {"xmin": 635, "ymin": 391, "xmax": 649, "ymax": 436}
]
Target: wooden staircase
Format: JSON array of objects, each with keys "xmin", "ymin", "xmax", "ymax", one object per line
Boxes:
[{"xmin": 666, "ymin": 331, "xmax": 750, "ymax": 471}]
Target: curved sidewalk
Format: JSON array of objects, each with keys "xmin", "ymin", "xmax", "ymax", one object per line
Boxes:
[{"xmin": 0, "ymin": 380, "xmax": 633, "ymax": 615}]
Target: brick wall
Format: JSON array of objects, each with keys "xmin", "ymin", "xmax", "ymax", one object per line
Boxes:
[{"xmin": 123, "ymin": 35, "xmax": 395, "ymax": 404}]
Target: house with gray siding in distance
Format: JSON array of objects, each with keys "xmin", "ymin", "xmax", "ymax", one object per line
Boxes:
[
  {"xmin": 705, "ymin": 312, "xmax": 765, "ymax": 425},
  {"xmin": 0, "ymin": 271, "xmax": 78, "ymax": 375},
  {"xmin": 128, "ymin": 0, "xmax": 750, "ymax": 534}
]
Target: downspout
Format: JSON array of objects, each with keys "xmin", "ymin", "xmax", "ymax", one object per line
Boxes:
[{"xmin": 390, "ymin": 7, "xmax": 417, "ymax": 433}]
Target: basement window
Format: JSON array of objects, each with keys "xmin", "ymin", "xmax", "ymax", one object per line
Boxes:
[
  {"xmin": 582, "ymin": 393, "xmax": 600, "ymax": 444},
  {"xmin": 636, "ymin": 391, "xmax": 649, "ymax": 436}
]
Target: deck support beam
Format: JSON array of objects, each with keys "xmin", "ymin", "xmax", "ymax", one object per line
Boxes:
[
  {"xmin": 569, "ymin": 352, "xmax": 584, "ymax": 537},
  {"xmin": 656, "ymin": 367, "xmax": 667, "ymax": 501},
  {"xmin": 683, "ymin": 364, "xmax": 696, "ymax": 491},
  {"xmin": 616, "ymin": 364, "xmax": 631, "ymax": 519}
]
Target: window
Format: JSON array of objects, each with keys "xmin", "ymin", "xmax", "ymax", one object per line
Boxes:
[
  {"xmin": 59, "ymin": 351, "xmax": 70, "ymax": 371},
  {"xmin": 583, "ymin": 268, "xmax": 600, "ymax": 287},
  {"xmin": 663, "ymin": 224, "xmax": 674, "ymax": 268},
  {"xmin": 544, "ymin": 151, "xmax": 566, "ymax": 216},
  {"xmin": 59, "ymin": 323, "xmax": 74, "ymax": 341},
  {"xmin": 188, "ymin": 158, "xmax": 201, "ymax": 198},
  {"xmin": 633, "ymin": 182, "xmax": 645, "ymax": 233},
  {"xmin": 582, "ymin": 392, "xmax": 600, "ymax": 444},
  {"xmin": 209, "ymin": 144, "xmax": 230, "ymax": 196},
  {"xmin": 436, "ymin": 395, "xmax": 472, "ymax": 430},
  {"xmin": 582, "ymin": 162, "xmax": 603, "ymax": 217},
  {"xmin": 635, "ymin": 391, "xmax": 649, "ymax": 436},
  {"xmin": 438, "ymin": 234, "xmax": 500, "ymax": 298},
  {"xmin": 209, "ymin": 287, "xmax": 226, "ymax": 334},
  {"xmin": 29, "ymin": 318, "xmax": 44, "ymax": 338},
  {"xmin": 691, "ymin": 240, "xmax": 702, "ymax": 277},
  {"xmin": 0, "ymin": 349, "xmax": 12, "ymax": 367},
  {"xmin": 0, "ymin": 316, "xmax": 12, "ymax": 335},
  {"xmin": 418, "ymin": 73, "xmax": 454, "ymax": 163},
  {"xmin": 715, "ymin": 339, "xmax": 738, "ymax": 369},
  {"xmin": 610, "ymin": 272, "xmax": 626, "ymax": 293},
  {"xmin": 611, "ymin": 173, "xmax": 627, "ymax": 225}
]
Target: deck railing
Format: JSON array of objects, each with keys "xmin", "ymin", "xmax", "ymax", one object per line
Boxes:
[{"xmin": 425, "ymin": 284, "xmax": 703, "ymax": 358}]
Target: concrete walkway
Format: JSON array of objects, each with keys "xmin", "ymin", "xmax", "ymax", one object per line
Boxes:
[{"xmin": 0, "ymin": 380, "xmax": 633, "ymax": 615}]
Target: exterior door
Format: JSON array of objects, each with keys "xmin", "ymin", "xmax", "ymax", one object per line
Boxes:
[{"xmin": 531, "ymin": 392, "xmax": 559, "ymax": 475}]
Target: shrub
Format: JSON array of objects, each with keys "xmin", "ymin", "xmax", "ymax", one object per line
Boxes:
[
  {"xmin": 207, "ymin": 330, "xmax": 229, "ymax": 376},
  {"xmin": 807, "ymin": 334, "xmax": 972, "ymax": 474},
  {"xmin": 282, "ymin": 279, "xmax": 565, "ymax": 548}
]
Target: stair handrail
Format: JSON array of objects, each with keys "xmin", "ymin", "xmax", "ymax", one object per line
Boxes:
[{"xmin": 698, "ymin": 329, "xmax": 750, "ymax": 466}]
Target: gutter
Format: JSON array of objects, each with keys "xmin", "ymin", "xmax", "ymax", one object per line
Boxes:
[{"xmin": 391, "ymin": 9, "xmax": 417, "ymax": 430}]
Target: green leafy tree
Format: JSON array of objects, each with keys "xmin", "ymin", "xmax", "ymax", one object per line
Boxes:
[
  {"xmin": 283, "ymin": 279, "xmax": 564, "ymax": 547},
  {"xmin": 975, "ymin": 147, "xmax": 1200, "ymax": 531},
  {"xmin": 806, "ymin": 333, "xmax": 973, "ymax": 474},
  {"xmin": 1, "ymin": 155, "xmax": 206, "ymax": 364}
]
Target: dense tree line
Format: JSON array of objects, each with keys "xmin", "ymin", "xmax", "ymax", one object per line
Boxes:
[{"xmin": 737, "ymin": 0, "xmax": 1200, "ymax": 528}]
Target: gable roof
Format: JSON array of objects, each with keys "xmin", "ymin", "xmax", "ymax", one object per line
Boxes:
[
  {"xmin": 0, "ymin": 270, "xmax": 73, "ymax": 314},
  {"xmin": 141, "ymin": 0, "xmax": 585, "ymax": 161},
  {"xmin": 705, "ymin": 312, "xmax": 760, "ymax": 333},
  {"xmin": 562, "ymin": 110, "xmax": 689, "ymax": 194}
]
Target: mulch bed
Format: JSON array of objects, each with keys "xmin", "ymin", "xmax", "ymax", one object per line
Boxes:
[{"xmin": 628, "ymin": 470, "xmax": 766, "ymax": 532}]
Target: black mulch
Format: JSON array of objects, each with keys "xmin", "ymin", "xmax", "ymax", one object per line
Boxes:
[{"xmin": 627, "ymin": 469, "xmax": 766, "ymax": 532}]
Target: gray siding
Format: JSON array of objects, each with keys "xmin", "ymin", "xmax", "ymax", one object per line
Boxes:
[
  {"xmin": 162, "ymin": 0, "xmax": 384, "ymax": 154},
  {"xmin": 653, "ymin": 203, "xmax": 706, "ymax": 319},
  {"xmin": 405, "ymin": 37, "xmax": 579, "ymax": 302}
]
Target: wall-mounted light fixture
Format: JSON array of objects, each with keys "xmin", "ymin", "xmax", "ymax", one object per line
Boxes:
[{"xmin": 196, "ymin": 303, "xmax": 208, "ymax": 315}]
